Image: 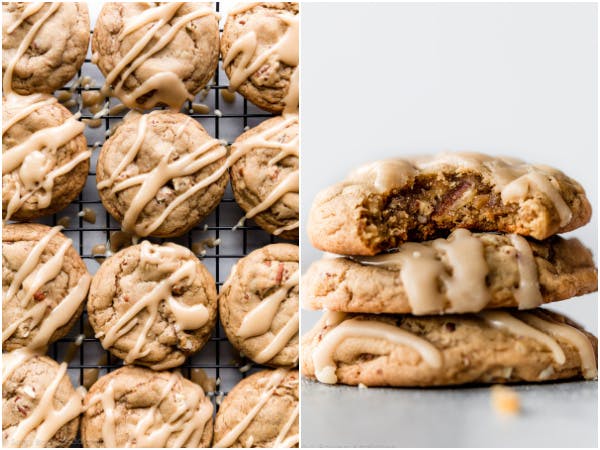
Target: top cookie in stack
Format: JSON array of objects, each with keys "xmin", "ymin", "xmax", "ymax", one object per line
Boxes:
[{"xmin": 302, "ymin": 152, "xmax": 598, "ymax": 387}]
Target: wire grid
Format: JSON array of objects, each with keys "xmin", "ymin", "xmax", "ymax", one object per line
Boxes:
[{"xmin": 26, "ymin": 3, "xmax": 291, "ymax": 446}]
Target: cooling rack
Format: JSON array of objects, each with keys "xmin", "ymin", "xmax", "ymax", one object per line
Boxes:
[{"xmin": 23, "ymin": 2, "xmax": 290, "ymax": 446}]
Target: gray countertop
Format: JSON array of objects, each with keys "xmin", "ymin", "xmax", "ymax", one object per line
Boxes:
[{"xmin": 300, "ymin": 378, "xmax": 598, "ymax": 448}]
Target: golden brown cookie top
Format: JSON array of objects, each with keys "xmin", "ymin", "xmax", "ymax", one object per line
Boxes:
[
  {"xmin": 220, "ymin": 243, "xmax": 299, "ymax": 367},
  {"xmin": 221, "ymin": 2, "xmax": 299, "ymax": 113},
  {"xmin": 82, "ymin": 365, "xmax": 213, "ymax": 448},
  {"xmin": 2, "ymin": 223, "xmax": 91, "ymax": 351},
  {"xmin": 96, "ymin": 110, "xmax": 228, "ymax": 238},
  {"xmin": 2, "ymin": 3, "xmax": 89, "ymax": 95},
  {"xmin": 2, "ymin": 349, "xmax": 83, "ymax": 448},
  {"xmin": 87, "ymin": 241, "xmax": 217, "ymax": 370},
  {"xmin": 230, "ymin": 115, "xmax": 299, "ymax": 240},
  {"xmin": 213, "ymin": 369, "xmax": 299, "ymax": 448},
  {"xmin": 2, "ymin": 94, "xmax": 90, "ymax": 221},
  {"xmin": 92, "ymin": 2, "xmax": 219, "ymax": 110}
]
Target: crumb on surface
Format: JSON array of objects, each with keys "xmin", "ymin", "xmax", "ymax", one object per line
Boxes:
[{"xmin": 491, "ymin": 385, "xmax": 520, "ymax": 415}]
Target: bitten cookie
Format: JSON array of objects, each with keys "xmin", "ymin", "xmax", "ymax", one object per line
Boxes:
[
  {"xmin": 302, "ymin": 230, "xmax": 598, "ymax": 315},
  {"xmin": 2, "ymin": 2, "xmax": 89, "ymax": 95},
  {"xmin": 3, "ymin": 94, "xmax": 90, "ymax": 221},
  {"xmin": 82, "ymin": 366, "xmax": 213, "ymax": 448},
  {"xmin": 213, "ymin": 369, "xmax": 299, "ymax": 448},
  {"xmin": 221, "ymin": 2, "xmax": 299, "ymax": 113},
  {"xmin": 230, "ymin": 115, "xmax": 299, "ymax": 240},
  {"xmin": 220, "ymin": 244, "xmax": 299, "ymax": 367},
  {"xmin": 96, "ymin": 110, "xmax": 228, "ymax": 238},
  {"xmin": 301, "ymin": 309, "xmax": 598, "ymax": 387},
  {"xmin": 2, "ymin": 349, "xmax": 83, "ymax": 448},
  {"xmin": 92, "ymin": 2, "xmax": 219, "ymax": 110},
  {"xmin": 2, "ymin": 223, "xmax": 91, "ymax": 351},
  {"xmin": 308, "ymin": 153, "xmax": 592, "ymax": 255},
  {"xmin": 87, "ymin": 241, "xmax": 217, "ymax": 370}
]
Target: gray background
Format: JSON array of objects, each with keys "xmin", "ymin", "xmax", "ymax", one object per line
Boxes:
[{"xmin": 300, "ymin": 2, "xmax": 598, "ymax": 447}]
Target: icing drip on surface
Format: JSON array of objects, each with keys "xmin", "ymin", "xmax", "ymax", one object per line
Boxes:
[
  {"xmin": 354, "ymin": 229, "xmax": 491, "ymax": 314},
  {"xmin": 509, "ymin": 234, "xmax": 543, "ymax": 309},
  {"xmin": 2, "ymin": 350, "xmax": 83, "ymax": 448},
  {"xmin": 85, "ymin": 371, "xmax": 213, "ymax": 447},
  {"xmin": 99, "ymin": 3, "xmax": 218, "ymax": 110},
  {"xmin": 213, "ymin": 369, "xmax": 291, "ymax": 448},
  {"xmin": 313, "ymin": 318, "xmax": 443, "ymax": 384},
  {"xmin": 2, "ymin": 226, "xmax": 91, "ymax": 349},
  {"xmin": 98, "ymin": 242, "xmax": 209, "ymax": 367},
  {"xmin": 223, "ymin": 6, "xmax": 299, "ymax": 113}
]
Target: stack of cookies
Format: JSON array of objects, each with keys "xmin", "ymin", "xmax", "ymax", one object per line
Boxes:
[{"xmin": 302, "ymin": 152, "xmax": 598, "ymax": 387}]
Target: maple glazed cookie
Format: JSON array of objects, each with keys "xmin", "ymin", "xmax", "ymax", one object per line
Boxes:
[
  {"xmin": 81, "ymin": 366, "xmax": 213, "ymax": 447},
  {"xmin": 308, "ymin": 153, "xmax": 592, "ymax": 255},
  {"xmin": 220, "ymin": 244, "xmax": 299, "ymax": 367},
  {"xmin": 213, "ymin": 369, "xmax": 299, "ymax": 448},
  {"xmin": 87, "ymin": 241, "xmax": 217, "ymax": 370},
  {"xmin": 92, "ymin": 2, "xmax": 219, "ymax": 110},
  {"xmin": 302, "ymin": 230, "xmax": 598, "ymax": 315},
  {"xmin": 2, "ymin": 2, "xmax": 89, "ymax": 95},
  {"xmin": 301, "ymin": 309, "xmax": 598, "ymax": 387},
  {"xmin": 221, "ymin": 2, "xmax": 299, "ymax": 113},
  {"xmin": 96, "ymin": 110, "xmax": 228, "ymax": 238},
  {"xmin": 2, "ymin": 94, "xmax": 90, "ymax": 221},
  {"xmin": 2, "ymin": 223, "xmax": 91, "ymax": 352},
  {"xmin": 2, "ymin": 349, "xmax": 83, "ymax": 448},
  {"xmin": 230, "ymin": 115, "xmax": 299, "ymax": 240}
]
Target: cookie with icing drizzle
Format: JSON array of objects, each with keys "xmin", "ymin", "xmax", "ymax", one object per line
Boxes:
[
  {"xmin": 2, "ymin": 3, "xmax": 89, "ymax": 95},
  {"xmin": 96, "ymin": 110, "xmax": 228, "ymax": 238},
  {"xmin": 301, "ymin": 309, "xmax": 598, "ymax": 387},
  {"xmin": 81, "ymin": 365, "xmax": 213, "ymax": 448},
  {"xmin": 87, "ymin": 241, "xmax": 217, "ymax": 370},
  {"xmin": 92, "ymin": 2, "xmax": 219, "ymax": 110},
  {"xmin": 220, "ymin": 244, "xmax": 299, "ymax": 367},
  {"xmin": 230, "ymin": 115, "xmax": 299, "ymax": 239},
  {"xmin": 308, "ymin": 153, "xmax": 592, "ymax": 255},
  {"xmin": 221, "ymin": 2, "xmax": 299, "ymax": 114},
  {"xmin": 2, "ymin": 223, "xmax": 91, "ymax": 351},
  {"xmin": 2, "ymin": 349, "xmax": 83, "ymax": 448},
  {"xmin": 2, "ymin": 94, "xmax": 90, "ymax": 221},
  {"xmin": 303, "ymin": 230, "xmax": 597, "ymax": 315},
  {"xmin": 213, "ymin": 369, "xmax": 299, "ymax": 448}
]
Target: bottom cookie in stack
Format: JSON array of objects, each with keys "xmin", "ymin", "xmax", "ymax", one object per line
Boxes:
[{"xmin": 301, "ymin": 309, "xmax": 598, "ymax": 387}]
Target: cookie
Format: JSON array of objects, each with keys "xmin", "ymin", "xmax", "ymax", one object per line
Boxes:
[
  {"xmin": 2, "ymin": 223, "xmax": 91, "ymax": 351},
  {"xmin": 2, "ymin": 3, "xmax": 89, "ymax": 95},
  {"xmin": 213, "ymin": 369, "xmax": 299, "ymax": 448},
  {"xmin": 220, "ymin": 244, "xmax": 299, "ymax": 367},
  {"xmin": 301, "ymin": 309, "xmax": 598, "ymax": 387},
  {"xmin": 302, "ymin": 230, "xmax": 597, "ymax": 315},
  {"xmin": 87, "ymin": 241, "xmax": 217, "ymax": 370},
  {"xmin": 92, "ymin": 2, "xmax": 219, "ymax": 110},
  {"xmin": 2, "ymin": 349, "xmax": 83, "ymax": 448},
  {"xmin": 230, "ymin": 115, "xmax": 299, "ymax": 239},
  {"xmin": 3, "ymin": 94, "xmax": 90, "ymax": 221},
  {"xmin": 96, "ymin": 110, "xmax": 228, "ymax": 238},
  {"xmin": 81, "ymin": 365, "xmax": 213, "ymax": 447},
  {"xmin": 221, "ymin": 2, "xmax": 299, "ymax": 114},
  {"xmin": 308, "ymin": 153, "xmax": 592, "ymax": 255}
]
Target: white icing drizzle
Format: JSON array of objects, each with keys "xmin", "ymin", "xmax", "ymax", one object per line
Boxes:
[
  {"xmin": 213, "ymin": 369, "xmax": 290, "ymax": 448},
  {"xmin": 223, "ymin": 5, "xmax": 299, "ymax": 113},
  {"xmin": 272, "ymin": 404, "xmax": 299, "ymax": 448},
  {"xmin": 99, "ymin": 3, "xmax": 218, "ymax": 110},
  {"xmin": 509, "ymin": 234, "xmax": 543, "ymax": 309},
  {"xmin": 312, "ymin": 318, "xmax": 443, "ymax": 384},
  {"xmin": 2, "ymin": 350, "xmax": 83, "ymax": 448},
  {"xmin": 253, "ymin": 312, "xmax": 299, "ymax": 364},
  {"xmin": 85, "ymin": 371, "xmax": 212, "ymax": 447},
  {"xmin": 98, "ymin": 241, "xmax": 209, "ymax": 367},
  {"xmin": 349, "ymin": 153, "xmax": 573, "ymax": 227},
  {"xmin": 2, "ymin": 226, "xmax": 91, "ymax": 349}
]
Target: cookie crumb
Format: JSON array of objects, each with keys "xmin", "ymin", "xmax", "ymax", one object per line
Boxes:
[
  {"xmin": 191, "ymin": 102, "xmax": 210, "ymax": 114},
  {"xmin": 83, "ymin": 118, "xmax": 103, "ymax": 128},
  {"xmin": 109, "ymin": 231, "xmax": 133, "ymax": 253},
  {"xmin": 214, "ymin": 108, "xmax": 223, "ymax": 117},
  {"xmin": 78, "ymin": 207, "xmax": 97, "ymax": 224},
  {"xmin": 57, "ymin": 216, "xmax": 71, "ymax": 228},
  {"xmin": 239, "ymin": 363, "xmax": 252, "ymax": 373},
  {"xmin": 358, "ymin": 383, "xmax": 368, "ymax": 389},
  {"xmin": 221, "ymin": 89, "xmax": 236, "ymax": 103},
  {"xmin": 491, "ymin": 385, "xmax": 520, "ymax": 415},
  {"xmin": 56, "ymin": 90, "xmax": 73, "ymax": 103}
]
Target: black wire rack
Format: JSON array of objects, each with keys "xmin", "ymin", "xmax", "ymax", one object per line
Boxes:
[{"xmin": 22, "ymin": 3, "xmax": 292, "ymax": 446}]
